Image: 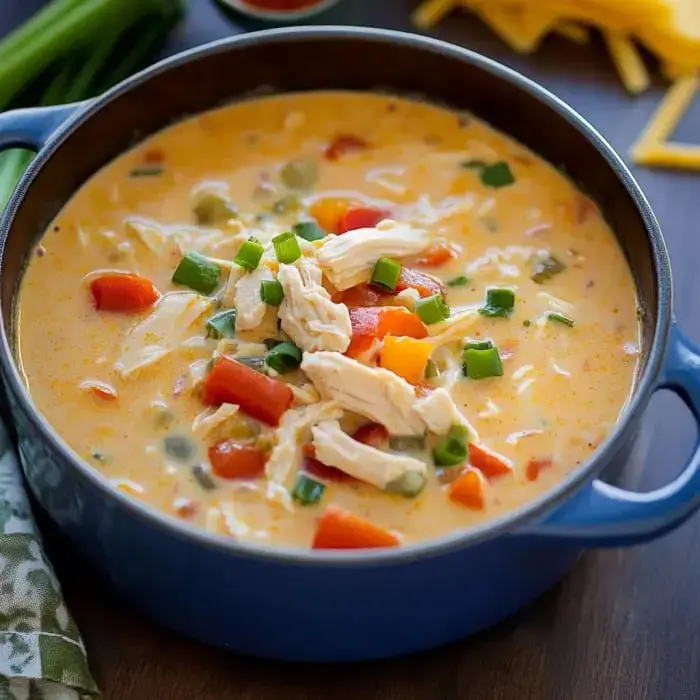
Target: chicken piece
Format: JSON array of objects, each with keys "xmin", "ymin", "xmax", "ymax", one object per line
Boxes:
[
  {"xmin": 265, "ymin": 401, "xmax": 343, "ymax": 509},
  {"xmin": 192, "ymin": 403, "xmax": 239, "ymax": 439},
  {"xmin": 415, "ymin": 387, "xmax": 479, "ymax": 441},
  {"xmin": 426, "ymin": 310, "xmax": 479, "ymax": 349},
  {"xmin": 124, "ymin": 218, "xmax": 166, "ymax": 254},
  {"xmin": 221, "ymin": 264, "xmax": 245, "ymax": 308},
  {"xmin": 317, "ymin": 219, "xmax": 432, "ymax": 291},
  {"xmin": 235, "ymin": 265, "xmax": 275, "ymax": 331},
  {"xmin": 312, "ymin": 420, "xmax": 427, "ymax": 493},
  {"xmin": 301, "ymin": 352, "xmax": 425, "ymax": 435},
  {"xmin": 116, "ymin": 292, "xmax": 212, "ymax": 377},
  {"xmin": 278, "ymin": 258, "xmax": 351, "ymax": 353}
]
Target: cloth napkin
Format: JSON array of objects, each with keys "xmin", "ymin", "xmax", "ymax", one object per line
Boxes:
[{"xmin": 0, "ymin": 422, "xmax": 99, "ymax": 699}]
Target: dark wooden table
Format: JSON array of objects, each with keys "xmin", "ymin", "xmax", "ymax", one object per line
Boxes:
[{"xmin": 4, "ymin": 1, "xmax": 700, "ymax": 698}]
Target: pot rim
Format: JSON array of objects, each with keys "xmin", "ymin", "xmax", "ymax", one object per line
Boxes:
[{"xmin": 0, "ymin": 26, "xmax": 672, "ymax": 567}]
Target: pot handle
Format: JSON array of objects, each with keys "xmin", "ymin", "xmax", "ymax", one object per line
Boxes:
[
  {"xmin": 0, "ymin": 102, "xmax": 83, "ymax": 151},
  {"xmin": 519, "ymin": 321, "xmax": 700, "ymax": 545}
]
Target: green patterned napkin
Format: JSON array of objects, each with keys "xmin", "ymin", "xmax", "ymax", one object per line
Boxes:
[{"xmin": 0, "ymin": 423, "xmax": 99, "ymax": 699}]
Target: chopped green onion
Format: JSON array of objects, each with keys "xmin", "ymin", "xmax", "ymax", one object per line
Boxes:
[
  {"xmin": 293, "ymin": 221, "xmax": 327, "ymax": 242},
  {"xmin": 172, "ymin": 251, "xmax": 221, "ymax": 294},
  {"xmin": 194, "ymin": 194, "xmax": 237, "ymax": 226},
  {"xmin": 466, "ymin": 339, "xmax": 493, "ymax": 351},
  {"xmin": 292, "ymin": 474, "xmax": 326, "ymax": 505},
  {"xmin": 479, "ymin": 287, "xmax": 516, "ymax": 318},
  {"xmin": 164, "ymin": 435, "xmax": 196, "ymax": 463},
  {"xmin": 234, "ymin": 237, "xmax": 264, "ymax": 271},
  {"xmin": 433, "ymin": 425, "xmax": 469, "ymax": 467},
  {"xmin": 265, "ymin": 341, "xmax": 302, "ymax": 374},
  {"xmin": 281, "ymin": 158, "xmax": 319, "ymax": 190},
  {"xmin": 547, "ymin": 311, "xmax": 576, "ymax": 327},
  {"xmin": 371, "ymin": 257, "xmax": 402, "ymax": 291},
  {"xmin": 389, "ymin": 436, "xmax": 427, "ymax": 452},
  {"xmin": 272, "ymin": 231, "xmax": 302, "ymax": 264},
  {"xmin": 386, "ymin": 471, "xmax": 427, "ymax": 498},
  {"xmin": 463, "ymin": 344, "xmax": 504, "ymax": 380},
  {"xmin": 446, "ymin": 275, "xmax": 469, "ymax": 287},
  {"xmin": 236, "ymin": 357, "xmax": 267, "ymax": 373},
  {"xmin": 206, "ymin": 309, "xmax": 236, "ymax": 338},
  {"xmin": 531, "ymin": 252, "xmax": 566, "ymax": 284},
  {"xmin": 415, "ymin": 293, "xmax": 450, "ymax": 325},
  {"xmin": 462, "ymin": 160, "xmax": 515, "ymax": 188},
  {"xmin": 191, "ymin": 465, "xmax": 217, "ymax": 491},
  {"xmin": 129, "ymin": 166, "xmax": 163, "ymax": 178},
  {"xmin": 425, "ymin": 359, "xmax": 439, "ymax": 379},
  {"xmin": 260, "ymin": 279, "xmax": 284, "ymax": 306}
]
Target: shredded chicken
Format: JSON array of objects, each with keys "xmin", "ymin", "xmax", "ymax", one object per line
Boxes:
[
  {"xmin": 235, "ymin": 265, "xmax": 275, "ymax": 331},
  {"xmin": 192, "ymin": 403, "xmax": 239, "ymax": 439},
  {"xmin": 221, "ymin": 264, "xmax": 245, "ymax": 308},
  {"xmin": 317, "ymin": 219, "xmax": 432, "ymax": 290},
  {"xmin": 426, "ymin": 310, "xmax": 479, "ymax": 349},
  {"xmin": 278, "ymin": 258, "xmax": 351, "ymax": 352},
  {"xmin": 116, "ymin": 292, "xmax": 212, "ymax": 377},
  {"xmin": 265, "ymin": 401, "xmax": 343, "ymax": 509},
  {"xmin": 301, "ymin": 352, "xmax": 425, "ymax": 435},
  {"xmin": 415, "ymin": 387, "xmax": 479, "ymax": 441},
  {"xmin": 312, "ymin": 420, "xmax": 427, "ymax": 490},
  {"xmin": 124, "ymin": 218, "xmax": 166, "ymax": 253}
]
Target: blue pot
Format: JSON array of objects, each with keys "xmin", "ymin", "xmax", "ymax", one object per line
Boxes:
[{"xmin": 0, "ymin": 28, "xmax": 699, "ymax": 662}]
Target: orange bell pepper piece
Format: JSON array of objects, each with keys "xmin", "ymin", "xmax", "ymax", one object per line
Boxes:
[
  {"xmin": 90, "ymin": 273, "xmax": 160, "ymax": 312},
  {"xmin": 469, "ymin": 443, "xmax": 512, "ymax": 479},
  {"xmin": 449, "ymin": 468, "xmax": 486, "ymax": 510}
]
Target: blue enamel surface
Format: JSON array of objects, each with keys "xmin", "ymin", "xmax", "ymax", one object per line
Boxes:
[{"xmin": 0, "ymin": 103, "xmax": 81, "ymax": 150}]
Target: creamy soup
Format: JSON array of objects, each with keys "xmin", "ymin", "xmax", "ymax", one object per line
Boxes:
[{"xmin": 17, "ymin": 92, "xmax": 639, "ymax": 549}]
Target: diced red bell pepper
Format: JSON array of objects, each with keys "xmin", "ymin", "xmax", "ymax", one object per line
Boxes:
[
  {"xmin": 209, "ymin": 440, "xmax": 267, "ymax": 479},
  {"xmin": 337, "ymin": 206, "xmax": 390, "ymax": 234},
  {"xmin": 353, "ymin": 422, "xmax": 389, "ymax": 449},
  {"xmin": 324, "ymin": 134, "xmax": 370, "ymax": 161},
  {"xmin": 339, "ymin": 283, "xmax": 387, "ymax": 307},
  {"xmin": 346, "ymin": 307, "xmax": 427, "ymax": 359},
  {"xmin": 90, "ymin": 273, "xmax": 160, "ymax": 313},
  {"xmin": 395, "ymin": 267, "xmax": 447, "ymax": 299},
  {"xmin": 203, "ymin": 356, "xmax": 293, "ymax": 426}
]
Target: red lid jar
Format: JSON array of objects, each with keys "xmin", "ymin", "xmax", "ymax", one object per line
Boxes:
[{"xmin": 219, "ymin": 0, "xmax": 343, "ymax": 21}]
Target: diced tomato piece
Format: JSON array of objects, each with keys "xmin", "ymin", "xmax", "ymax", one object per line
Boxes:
[
  {"xmin": 324, "ymin": 134, "xmax": 370, "ymax": 161},
  {"xmin": 469, "ymin": 443, "xmax": 512, "ymax": 479},
  {"xmin": 448, "ymin": 468, "xmax": 485, "ymax": 510},
  {"xmin": 209, "ymin": 440, "xmax": 267, "ymax": 479},
  {"xmin": 203, "ymin": 356, "xmax": 293, "ymax": 426},
  {"xmin": 337, "ymin": 206, "xmax": 390, "ymax": 234},
  {"xmin": 414, "ymin": 242, "xmax": 457, "ymax": 267},
  {"xmin": 340, "ymin": 283, "xmax": 387, "ymax": 307},
  {"xmin": 395, "ymin": 267, "xmax": 447, "ymax": 299},
  {"xmin": 312, "ymin": 506, "xmax": 400, "ymax": 549},
  {"xmin": 525, "ymin": 457, "xmax": 553, "ymax": 482},
  {"xmin": 353, "ymin": 423, "xmax": 389, "ymax": 449},
  {"xmin": 90, "ymin": 273, "xmax": 160, "ymax": 313},
  {"xmin": 346, "ymin": 307, "xmax": 427, "ymax": 359}
]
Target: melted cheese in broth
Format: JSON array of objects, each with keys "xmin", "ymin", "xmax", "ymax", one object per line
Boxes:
[{"xmin": 17, "ymin": 92, "xmax": 639, "ymax": 548}]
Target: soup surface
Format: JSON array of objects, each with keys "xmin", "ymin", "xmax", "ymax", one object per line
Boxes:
[{"xmin": 17, "ymin": 91, "xmax": 639, "ymax": 549}]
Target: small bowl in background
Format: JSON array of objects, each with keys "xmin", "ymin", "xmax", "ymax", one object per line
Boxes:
[{"xmin": 217, "ymin": 0, "xmax": 343, "ymax": 22}]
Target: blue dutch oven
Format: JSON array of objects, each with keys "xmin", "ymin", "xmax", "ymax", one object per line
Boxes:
[{"xmin": 0, "ymin": 28, "xmax": 698, "ymax": 661}]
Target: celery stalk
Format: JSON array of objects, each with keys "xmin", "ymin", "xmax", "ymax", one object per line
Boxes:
[{"xmin": 0, "ymin": 0, "xmax": 186, "ymax": 109}]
